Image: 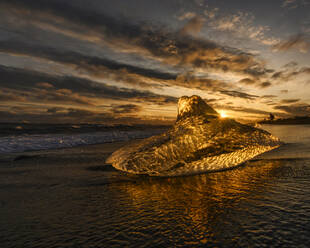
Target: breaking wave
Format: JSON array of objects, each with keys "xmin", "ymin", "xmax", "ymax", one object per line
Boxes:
[{"xmin": 0, "ymin": 130, "xmax": 164, "ymax": 154}]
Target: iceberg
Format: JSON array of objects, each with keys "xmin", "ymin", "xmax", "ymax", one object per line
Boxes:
[{"xmin": 106, "ymin": 95, "xmax": 282, "ymax": 176}]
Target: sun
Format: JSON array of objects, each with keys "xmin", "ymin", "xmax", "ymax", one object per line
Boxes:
[{"xmin": 219, "ymin": 111, "xmax": 227, "ymax": 118}]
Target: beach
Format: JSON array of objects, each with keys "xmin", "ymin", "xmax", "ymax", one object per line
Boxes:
[{"xmin": 1, "ymin": 125, "xmax": 310, "ymax": 247}]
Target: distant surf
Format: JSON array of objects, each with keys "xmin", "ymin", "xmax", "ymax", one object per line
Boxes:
[{"xmin": 0, "ymin": 130, "xmax": 165, "ymax": 154}]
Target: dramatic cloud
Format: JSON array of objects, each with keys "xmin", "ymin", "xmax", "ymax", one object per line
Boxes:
[
  {"xmin": 0, "ymin": 0, "xmax": 272, "ymax": 79},
  {"xmin": 0, "ymin": 40, "xmax": 178, "ymax": 83},
  {"xmin": 0, "ymin": 65, "xmax": 177, "ymax": 106},
  {"xmin": 0, "ymin": 0, "xmax": 309, "ymax": 123},
  {"xmin": 0, "ymin": 39, "xmax": 273, "ymax": 95}
]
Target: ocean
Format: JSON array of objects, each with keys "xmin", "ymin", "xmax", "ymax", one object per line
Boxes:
[{"xmin": 0, "ymin": 124, "xmax": 310, "ymax": 247}]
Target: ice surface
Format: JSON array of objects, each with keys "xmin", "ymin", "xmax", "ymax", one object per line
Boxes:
[{"xmin": 107, "ymin": 96, "xmax": 282, "ymax": 176}]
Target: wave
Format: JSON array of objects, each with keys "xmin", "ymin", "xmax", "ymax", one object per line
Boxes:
[{"xmin": 0, "ymin": 130, "xmax": 163, "ymax": 154}]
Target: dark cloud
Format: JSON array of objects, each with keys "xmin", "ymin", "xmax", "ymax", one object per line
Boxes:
[
  {"xmin": 280, "ymin": 99, "xmax": 300, "ymax": 104},
  {"xmin": 110, "ymin": 104, "xmax": 142, "ymax": 114},
  {"xmin": 300, "ymin": 67, "xmax": 310, "ymax": 74},
  {"xmin": 239, "ymin": 78, "xmax": 255, "ymax": 85},
  {"xmin": 175, "ymin": 72, "xmax": 230, "ymax": 91},
  {"xmin": 0, "ymin": 40, "xmax": 178, "ymax": 82},
  {"xmin": 219, "ymin": 90, "xmax": 259, "ymax": 100},
  {"xmin": 0, "ymin": 65, "xmax": 177, "ymax": 106},
  {"xmin": 274, "ymin": 103, "xmax": 310, "ymax": 116},
  {"xmin": 0, "ymin": 88, "xmax": 26, "ymax": 102},
  {"xmin": 0, "ymin": 0, "xmax": 272, "ymax": 79},
  {"xmin": 271, "ymin": 66, "xmax": 310, "ymax": 81},
  {"xmin": 280, "ymin": 89, "xmax": 289, "ymax": 94},
  {"xmin": 271, "ymin": 71, "xmax": 284, "ymax": 79},
  {"xmin": 46, "ymin": 107, "xmax": 63, "ymax": 113},
  {"xmin": 262, "ymin": 95, "xmax": 277, "ymax": 98},
  {"xmin": 0, "ymin": 39, "xmax": 272, "ymax": 93},
  {"xmin": 0, "ymin": 0, "xmax": 309, "ymax": 123},
  {"xmin": 0, "ymin": 107, "xmax": 147, "ymax": 124},
  {"xmin": 273, "ymin": 34, "xmax": 310, "ymax": 53},
  {"xmin": 260, "ymin": 81, "xmax": 272, "ymax": 88},
  {"xmin": 239, "ymin": 78, "xmax": 273, "ymax": 89}
]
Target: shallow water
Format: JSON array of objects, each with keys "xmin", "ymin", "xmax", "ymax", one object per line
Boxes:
[{"xmin": 0, "ymin": 125, "xmax": 310, "ymax": 247}]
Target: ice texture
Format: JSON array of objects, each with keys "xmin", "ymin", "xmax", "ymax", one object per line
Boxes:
[{"xmin": 107, "ymin": 95, "xmax": 282, "ymax": 176}]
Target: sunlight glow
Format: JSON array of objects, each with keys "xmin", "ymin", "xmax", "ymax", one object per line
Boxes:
[{"xmin": 219, "ymin": 111, "xmax": 227, "ymax": 118}]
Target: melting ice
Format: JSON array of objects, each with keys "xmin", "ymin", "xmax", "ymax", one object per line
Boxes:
[{"xmin": 107, "ymin": 95, "xmax": 282, "ymax": 176}]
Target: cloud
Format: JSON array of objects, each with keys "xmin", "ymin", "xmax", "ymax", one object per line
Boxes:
[
  {"xmin": 0, "ymin": 65, "xmax": 178, "ymax": 106},
  {"xmin": 283, "ymin": 61, "xmax": 298, "ymax": 68},
  {"xmin": 281, "ymin": 0, "xmax": 309, "ymax": 8},
  {"xmin": 274, "ymin": 103, "xmax": 310, "ymax": 116},
  {"xmin": 262, "ymin": 95, "xmax": 277, "ymax": 98},
  {"xmin": 36, "ymin": 82, "xmax": 54, "ymax": 88},
  {"xmin": 175, "ymin": 72, "xmax": 231, "ymax": 91},
  {"xmin": 110, "ymin": 104, "xmax": 142, "ymax": 114},
  {"xmin": 0, "ymin": 38, "xmax": 274, "ymax": 95},
  {"xmin": 211, "ymin": 103, "xmax": 280, "ymax": 117},
  {"xmin": 203, "ymin": 7, "xmax": 219, "ymax": 19},
  {"xmin": 179, "ymin": 16, "xmax": 204, "ymax": 36},
  {"xmin": 0, "ymin": 88, "xmax": 26, "ymax": 102},
  {"xmin": 280, "ymin": 99, "xmax": 300, "ymax": 103},
  {"xmin": 273, "ymin": 34, "xmax": 310, "ymax": 53},
  {"xmin": 178, "ymin": 12, "xmax": 196, "ymax": 21},
  {"xmin": 0, "ymin": 106, "xmax": 153, "ymax": 124},
  {"xmin": 0, "ymin": 0, "xmax": 272, "ymax": 80},
  {"xmin": 205, "ymin": 11, "xmax": 279, "ymax": 46},
  {"xmin": 271, "ymin": 66, "xmax": 310, "ymax": 81},
  {"xmin": 260, "ymin": 81, "xmax": 272, "ymax": 88},
  {"xmin": 239, "ymin": 78, "xmax": 256, "ymax": 85},
  {"xmin": 238, "ymin": 78, "xmax": 272, "ymax": 88},
  {"xmin": 282, "ymin": 0, "xmax": 297, "ymax": 8},
  {"xmin": 219, "ymin": 90, "xmax": 259, "ymax": 100},
  {"xmin": 0, "ymin": 40, "xmax": 178, "ymax": 84}
]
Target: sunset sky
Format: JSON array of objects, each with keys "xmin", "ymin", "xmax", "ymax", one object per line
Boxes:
[{"xmin": 1, "ymin": 0, "xmax": 309, "ymax": 124}]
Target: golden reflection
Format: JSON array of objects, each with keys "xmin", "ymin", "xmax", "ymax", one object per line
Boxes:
[{"xmin": 115, "ymin": 160, "xmax": 282, "ymax": 242}]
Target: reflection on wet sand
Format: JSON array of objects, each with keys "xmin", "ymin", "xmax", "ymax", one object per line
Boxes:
[{"xmin": 112, "ymin": 160, "xmax": 283, "ymax": 245}]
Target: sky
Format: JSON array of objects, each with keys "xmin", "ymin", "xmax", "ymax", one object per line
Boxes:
[{"xmin": 0, "ymin": 0, "xmax": 309, "ymax": 124}]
